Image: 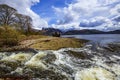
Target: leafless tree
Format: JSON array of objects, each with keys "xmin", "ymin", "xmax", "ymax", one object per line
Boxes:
[
  {"xmin": 15, "ymin": 13, "xmax": 32, "ymax": 32},
  {"xmin": 0, "ymin": 4, "xmax": 17, "ymax": 26},
  {"xmin": 0, "ymin": 4, "xmax": 33, "ymax": 34}
]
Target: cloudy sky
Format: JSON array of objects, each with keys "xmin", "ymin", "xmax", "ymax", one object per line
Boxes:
[{"xmin": 0, "ymin": 0, "xmax": 120, "ymax": 31}]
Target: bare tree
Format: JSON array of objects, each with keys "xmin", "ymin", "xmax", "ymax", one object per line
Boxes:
[
  {"xmin": 25, "ymin": 15, "xmax": 32, "ymax": 33},
  {"xmin": 15, "ymin": 13, "xmax": 32, "ymax": 32},
  {"xmin": 0, "ymin": 4, "xmax": 17, "ymax": 26},
  {"xmin": 15, "ymin": 13, "xmax": 27, "ymax": 30},
  {"xmin": 0, "ymin": 4, "xmax": 33, "ymax": 35}
]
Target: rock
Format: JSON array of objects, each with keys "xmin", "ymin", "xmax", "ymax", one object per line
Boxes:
[
  {"xmin": 104, "ymin": 43, "xmax": 120, "ymax": 52},
  {"xmin": 41, "ymin": 53, "xmax": 57, "ymax": 63},
  {"xmin": 65, "ymin": 50, "xmax": 93, "ymax": 59}
]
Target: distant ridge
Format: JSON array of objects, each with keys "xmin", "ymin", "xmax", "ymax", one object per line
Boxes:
[
  {"xmin": 32, "ymin": 28, "xmax": 120, "ymax": 35},
  {"xmin": 41, "ymin": 28, "xmax": 63, "ymax": 35},
  {"xmin": 63, "ymin": 29, "xmax": 120, "ymax": 35}
]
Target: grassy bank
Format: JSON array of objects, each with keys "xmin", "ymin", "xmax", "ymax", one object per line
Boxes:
[
  {"xmin": 30, "ymin": 37, "xmax": 88, "ymax": 50},
  {"xmin": 0, "ymin": 35, "xmax": 88, "ymax": 52}
]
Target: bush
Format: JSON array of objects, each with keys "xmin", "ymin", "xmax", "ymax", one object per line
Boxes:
[
  {"xmin": 0, "ymin": 26, "xmax": 21, "ymax": 47},
  {"xmin": 52, "ymin": 32, "xmax": 61, "ymax": 37}
]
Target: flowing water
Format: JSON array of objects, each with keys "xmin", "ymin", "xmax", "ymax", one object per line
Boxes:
[{"xmin": 0, "ymin": 34, "xmax": 120, "ymax": 80}]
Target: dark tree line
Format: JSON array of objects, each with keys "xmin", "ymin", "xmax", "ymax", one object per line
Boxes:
[{"xmin": 0, "ymin": 4, "xmax": 32, "ymax": 33}]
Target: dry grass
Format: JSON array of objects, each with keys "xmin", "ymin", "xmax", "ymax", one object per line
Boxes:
[
  {"xmin": 0, "ymin": 36, "xmax": 88, "ymax": 51},
  {"xmin": 30, "ymin": 37, "xmax": 88, "ymax": 50}
]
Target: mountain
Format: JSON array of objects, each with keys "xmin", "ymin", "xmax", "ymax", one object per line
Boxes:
[
  {"xmin": 32, "ymin": 28, "xmax": 120, "ymax": 35},
  {"xmin": 63, "ymin": 29, "xmax": 105, "ymax": 35},
  {"xmin": 63, "ymin": 29, "xmax": 120, "ymax": 35},
  {"xmin": 41, "ymin": 28, "xmax": 63, "ymax": 35},
  {"xmin": 107, "ymin": 30, "xmax": 120, "ymax": 34}
]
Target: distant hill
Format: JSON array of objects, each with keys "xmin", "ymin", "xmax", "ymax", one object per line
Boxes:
[
  {"xmin": 41, "ymin": 28, "xmax": 63, "ymax": 36},
  {"xmin": 32, "ymin": 28, "xmax": 120, "ymax": 35},
  {"xmin": 106, "ymin": 30, "xmax": 120, "ymax": 34},
  {"xmin": 63, "ymin": 29, "xmax": 120, "ymax": 35},
  {"xmin": 63, "ymin": 29, "xmax": 105, "ymax": 35}
]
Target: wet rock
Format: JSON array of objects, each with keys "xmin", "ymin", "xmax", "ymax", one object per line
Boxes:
[
  {"xmin": 58, "ymin": 64, "xmax": 74, "ymax": 75},
  {"xmin": 41, "ymin": 54, "xmax": 57, "ymax": 63},
  {"xmin": 33, "ymin": 70, "xmax": 69, "ymax": 80},
  {"xmin": 104, "ymin": 43, "xmax": 120, "ymax": 52},
  {"xmin": 0, "ymin": 64, "xmax": 12, "ymax": 75},
  {"xmin": 0, "ymin": 60, "xmax": 20, "ymax": 69},
  {"xmin": 0, "ymin": 73, "xmax": 31, "ymax": 80},
  {"xmin": 65, "ymin": 50, "xmax": 93, "ymax": 59}
]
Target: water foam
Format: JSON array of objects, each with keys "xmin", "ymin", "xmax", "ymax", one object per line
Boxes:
[
  {"xmin": 25, "ymin": 52, "xmax": 47, "ymax": 69},
  {"xmin": 1, "ymin": 53, "xmax": 32, "ymax": 62},
  {"xmin": 75, "ymin": 67, "xmax": 115, "ymax": 80}
]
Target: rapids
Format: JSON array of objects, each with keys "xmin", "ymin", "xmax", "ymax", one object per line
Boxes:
[
  {"xmin": 0, "ymin": 34, "xmax": 120, "ymax": 80},
  {"xmin": 0, "ymin": 42, "xmax": 120, "ymax": 80}
]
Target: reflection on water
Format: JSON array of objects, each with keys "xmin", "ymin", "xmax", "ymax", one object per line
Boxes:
[{"xmin": 0, "ymin": 34, "xmax": 120, "ymax": 80}]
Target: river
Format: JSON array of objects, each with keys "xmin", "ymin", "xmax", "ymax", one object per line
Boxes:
[{"xmin": 0, "ymin": 34, "xmax": 120, "ymax": 80}]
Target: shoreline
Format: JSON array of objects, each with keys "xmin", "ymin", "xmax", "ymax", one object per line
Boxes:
[{"xmin": 0, "ymin": 36, "xmax": 88, "ymax": 52}]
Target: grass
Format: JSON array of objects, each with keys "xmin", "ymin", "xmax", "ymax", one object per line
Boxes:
[
  {"xmin": 30, "ymin": 37, "xmax": 88, "ymax": 50},
  {"xmin": 0, "ymin": 26, "xmax": 88, "ymax": 51},
  {"xmin": 0, "ymin": 35, "xmax": 88, "ymax": 51}
]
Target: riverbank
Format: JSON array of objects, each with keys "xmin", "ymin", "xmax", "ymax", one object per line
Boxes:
[{"xmin": 0, "ymin": 35, "xmax": 88, "ymax": 52}]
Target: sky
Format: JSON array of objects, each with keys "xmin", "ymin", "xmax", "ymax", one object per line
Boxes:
[{"xmin": 0, "ymin": 0, "xmax": 120, "ymax": 31}]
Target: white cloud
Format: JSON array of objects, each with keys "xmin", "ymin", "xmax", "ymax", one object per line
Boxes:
[
  {"xmin": 51, "ymin": 22, "xmax": 80, "ymax": 31},
  {"xmin": 0, "ymin": 0, "xmax": 120, "ymax": 31},
  {"xmin": 110, "ymin": 4, "xmax": 120, "ymax": 17},
  {"xmin": 52, "ymin": 0, "xmax": 120, "ymax": 31},
  {"xmin": 0, "ymin": 0, "xmax": 48, "ymax": 29}
]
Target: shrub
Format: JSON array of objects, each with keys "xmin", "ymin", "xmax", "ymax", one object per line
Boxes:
[
  {"xmin": 0, "ymin": 26, "xmax": 21, "ymax": 47},
  {"xmin": 52, "ymin": 32, "xmax": 61, "ymax": 37}
]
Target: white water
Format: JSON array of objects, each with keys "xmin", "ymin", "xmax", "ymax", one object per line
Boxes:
[
  {"xmin": 0, "ymin": 44, "xmax": 120, "ymax": 80},
  {"xmin": 0, "ymin": 34, "xmax": 120, "ymax": 80},
  {"xmin": 25, "ymin": 52, "xmax": 47, "ymax": 69}
]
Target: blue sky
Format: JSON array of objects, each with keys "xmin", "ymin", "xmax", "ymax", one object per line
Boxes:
[
  {"xmin": 0, "ymin": 0, "xmax": 120, "ymax": 31},
  {"xmin": 31, "ymin": 0, "xmax": 72, "ymax": 24}
]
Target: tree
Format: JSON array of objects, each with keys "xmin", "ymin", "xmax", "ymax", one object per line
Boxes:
[
  {"xmin": 0, "ymin": 4, "xmax": 33, "ymax": 35},
  {"xmin": 25, "ymin": 15, "xmax": 32, "ymax": 33},
  {"xmin": 0, "ymin": 4, "xmax": 17, "ymax": 26},
  {"xmin": 15, "ymin": 13, "xmax": 32, "ymax": 34}
]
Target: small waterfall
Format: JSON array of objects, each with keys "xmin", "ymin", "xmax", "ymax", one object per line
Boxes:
[{"xmin": 0, "ymin": 42, "xmax": 120, "ymax": 80}]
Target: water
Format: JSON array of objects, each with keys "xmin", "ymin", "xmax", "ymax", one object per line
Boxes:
[
  {"xmin": 62, "ymin": 34, "xmax": 120, "ymax": 45},
  {"xmin": 0, "ymin": 34, "xmax": 120, "ymax": 80}
]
